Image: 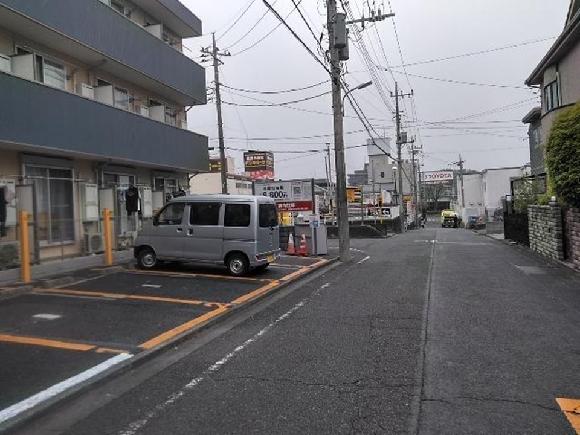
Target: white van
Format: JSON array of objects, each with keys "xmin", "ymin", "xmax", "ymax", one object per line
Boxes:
[{"xmin": 134, "ymin": 195, "xmax": 280, "ymax": 276}]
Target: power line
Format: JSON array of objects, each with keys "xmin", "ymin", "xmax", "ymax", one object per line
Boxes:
[
  {"xmin": 230, "ymin": 0, "xmax": 302, "ymax": 56},
  {"xmin": 387, "ymin": 36, "xmax": 557, "ymax": 68},
  {"xmin": 221, "ymin": 79, "xmax": 329, "ymax": 94},
  {"xmin": 215, "ymin": 0, "xmax": 257, "ymax": 42},
  {"xmin": 224, "ymin": 0, "xmax": 279, "ymax": 50},
  {"xmin": 390, "ymin": 70, "xmax": 531, "ymax": 90},
  {"xmin": 222, "ymin": 90, "xmax": 331, "ymax": 106}
]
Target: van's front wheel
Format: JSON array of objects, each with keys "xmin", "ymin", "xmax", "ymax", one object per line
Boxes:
[
  {"xmin": 138, "ymin": 248, "xmax": 157, "ymax": 269},
  {"xmin": 226, "ymin": 253, "xmax": 249, "ymax": 276}
]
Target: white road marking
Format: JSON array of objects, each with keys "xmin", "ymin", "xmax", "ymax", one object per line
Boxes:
[
  {"xmin": 141, "ymin": 284, "xmax": 162, "ymax": 289},
  {"xmin": 32, "ymin": 314, "xmax": 61, "ymax": 320},
  {"xmin": 119, "ymin": 291, "xmax": 322, "ymax": 435},
  {"xmin": 320, "ymin": 283, "xmax": 330, "ymax": 289},
  {"xmin": 350, "ymin": 248, "xmax": 364, "ymax": 253},
  {"xmin": 357, "ymin": 256, "xmax": 371, "ymax": 264},
  {"xmin": 0, "ymin": 353, "xmax": 132, "ymax": 425}
]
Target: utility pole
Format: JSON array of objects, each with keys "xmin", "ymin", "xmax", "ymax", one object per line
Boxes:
[
  {"xmin": 391, "ymin": 82, "xmax": 413, "ymax": 233},
  {"xmin": 202, "ymin": 34, "xmax": 230, "ymax": 194},
  {"xmin": 327, "ymin": 0, "xmax": 350, "ymax": 262},
  {"xmin": 325, "ymin": 1, "xmax": 393, "ymax": 260},
  {"xmin": 410, "ymin": 146, "xmax": 419, "ymax": 227},
  {"xmin": 456, "ymin": 154, "xmax": 465, "ymax": 208}
]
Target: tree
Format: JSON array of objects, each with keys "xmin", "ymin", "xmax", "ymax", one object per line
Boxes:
[
  {"xmin": 546, "ymin": 103, "xmax": 580, "ymax": 207},
  {"xmin": 424, "ymin": 183, "xmax": 446, "ymax": 210}
]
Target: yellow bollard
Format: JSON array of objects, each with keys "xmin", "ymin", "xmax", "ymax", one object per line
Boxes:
[
  {"xmin": 19, "ymin": 211, "xmax": 31, "ymax": 284},
  {"xmin": 103, "ymin": 208, "xmax": 113, "ymax": 266}
]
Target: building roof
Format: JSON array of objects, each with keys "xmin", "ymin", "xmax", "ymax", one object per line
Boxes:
[
  {"xmin": 522, "ymin": 107, "xmax": 542, "ymax": 124},
  {"xmin": 526, "ymin": 5, "xmax": 580, "ymax": 85}
]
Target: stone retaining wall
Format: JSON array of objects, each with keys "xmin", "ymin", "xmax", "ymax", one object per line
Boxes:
[
  {"xmin": 565, "ymin": 208, "xmax": 580, "ymax": 270},
  {"xmin": 528, "ymin": 205, "xmax": 564, "ymax": 260}
]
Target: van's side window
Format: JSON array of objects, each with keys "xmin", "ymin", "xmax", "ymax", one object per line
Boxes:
[
  {"xmin": 190, "ymin": 202, "xmax": 221, "ymax": 226},
  {"xmin": 225, "ymin": 204, "xmax": 251, "ymax": 227},
  {"xmin": 157, "ymin": 203, "xmax": 185, "ymax": 225},
  {"xmin": 259, "ymin": 203, "xmax": 278, "ymax": 228}
]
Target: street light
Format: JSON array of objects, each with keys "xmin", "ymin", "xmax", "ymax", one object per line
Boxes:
[{"xmin": 342, "ymin": 81, "xmax": 373, "ymax": 115}]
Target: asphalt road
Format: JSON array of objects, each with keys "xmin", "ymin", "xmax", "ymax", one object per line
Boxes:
[{"xmin": 14, "ymin": 227, "xmax": 580, "ymax": 434}]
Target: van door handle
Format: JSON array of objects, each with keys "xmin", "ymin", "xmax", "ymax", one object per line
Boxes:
[
  {"xmin": 176, "ymin": 227, "xmax": 183, "ymax": 233},
  {"xmin": 187, "ymin": 228, "xmax": 194, "ymax": 236}
]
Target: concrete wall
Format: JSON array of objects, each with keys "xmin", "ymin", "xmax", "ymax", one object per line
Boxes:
[
  {"xmin": 565, "ymin": 208, "xmax": 580, "ymax": 270},
  {"xmin": 528, "ymin": 205, "xmax": 564, "ymax": 260},
  {"xmin": 190, "ymin": 173, "xmax": 253, "ymax": 195}
]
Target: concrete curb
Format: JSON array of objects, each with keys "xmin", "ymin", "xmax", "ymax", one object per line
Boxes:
[{"xmin": 1, "ymin": 257, "xmax": 339, "ymax": 433}]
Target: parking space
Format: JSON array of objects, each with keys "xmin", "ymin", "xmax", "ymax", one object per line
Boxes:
[{"xmin": 0, "ymin": 254, "xmax": 330, "ymax": 427}]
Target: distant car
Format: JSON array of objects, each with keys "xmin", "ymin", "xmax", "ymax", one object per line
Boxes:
[
  {"xmin": 441, "ymin": 210, "xmax": 458, "ymax": 228},
  {"xmin": 466, "ymin": 215, "xmax": 485, "ymax": 229}
]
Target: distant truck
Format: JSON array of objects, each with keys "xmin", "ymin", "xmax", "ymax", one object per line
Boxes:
[{"xmin": 441, "ymin": 210, "xmax": 459, "ymax": 228}]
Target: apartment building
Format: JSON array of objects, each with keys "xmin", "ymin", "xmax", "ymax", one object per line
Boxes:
[{"xmin": 0, "ymin": 0, "xmax": 207, "ymax": 263}]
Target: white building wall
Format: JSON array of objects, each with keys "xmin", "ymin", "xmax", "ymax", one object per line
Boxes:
[
  {"xmin": 190, "ymin": 173, "xmax": 253, "ymax": 195},
  {"xmin": 482, "ymin": 168, "xmax": 525, "ymax": 218}
]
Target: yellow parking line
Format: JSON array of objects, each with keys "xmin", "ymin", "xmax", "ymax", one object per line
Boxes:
[
  {"xmin": 230, "ymin": 280, "xmax": 281, "ymax": 305},
  {"xmin": 128, "ymin": 269, "xmax": 274, "ymax": 283},
  {"xmin": 0, "ymin": 334, "xmax": 95, "ymax": 352},
  {"xmin": 35, "ymin": 288, "xmax": 227, "ymax": 309},
  {"xmin": 139, "ymin": 305, "xmax": 229, "ymax": 350},
  {"xmin": 279, "ymin": 267, "xmax": 310, "ymax": 282},
  {"xmin": 556, "ymin": 398, "xmax": 580, "ymax": 433}
]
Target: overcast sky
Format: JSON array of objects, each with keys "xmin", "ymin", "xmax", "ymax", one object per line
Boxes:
[{"xmin": 183, "ymin": 0, "xmax": 570, "ymax": 179}]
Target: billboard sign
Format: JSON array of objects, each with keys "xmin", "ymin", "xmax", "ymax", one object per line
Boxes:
[
  {"xmin": 254, "ymin": 179, "xmax": 314, "ymax": 212},
  {"xmin": 244, "ymin": 151, "xmax": 274, "ymax": 180},
  {"xmin": 424, "ymin": 171, "xmax": 454, "ymax": 183},
  {"xmin": 209, "ymin": 158, "xmax": 222, "ymax": 173}
]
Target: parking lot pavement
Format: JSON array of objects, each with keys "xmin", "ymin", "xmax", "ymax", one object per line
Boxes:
[{"xmin": 0, "ymin": 254, "xmax": 330, "ymax": 429}]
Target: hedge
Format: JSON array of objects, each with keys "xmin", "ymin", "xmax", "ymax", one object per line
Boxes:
[{"xmin": 545, "ymin": 103, "xmax": 580, "ymax": 207}]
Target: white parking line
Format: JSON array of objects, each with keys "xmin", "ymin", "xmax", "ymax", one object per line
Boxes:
[
  {"xmin": 0, "ymin": 353, "xmax": 133, "ymax": 425},
  {"xmin": 32, "ymin": 314, "xmax": 62, "ymax": 320},
  {"xmin": 141, "ymin": 284, "xmax": 162, "ymax": 289},
  {"xmin": 357, "ymin": 256, "xmax": 371, "ymax": 264}
]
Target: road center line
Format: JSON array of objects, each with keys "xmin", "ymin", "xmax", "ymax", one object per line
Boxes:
[
  {"xmin": 119, "ymin": 291, "xmax": 315, "ymax": 435},
  {"xmin": 0, "ymin": 353, "xmax": 132, "ymax": 425}
]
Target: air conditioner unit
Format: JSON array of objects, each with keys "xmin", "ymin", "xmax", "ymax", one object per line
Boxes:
[
  {"xmin": 0, "ymin": 54, "xmax": 11, "ymax": 73},
  {"xmin": 84, "ymin": 232, "xmax": 103, "ymax": 254},
  {"xmin": 77, "ymin": 83, "xmax": 95, "ymax": 100}
]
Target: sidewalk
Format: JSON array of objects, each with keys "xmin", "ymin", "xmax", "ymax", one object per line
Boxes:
[{"xmin": 0, "ymin": 250, "xmax": 134, "ymax": 287}]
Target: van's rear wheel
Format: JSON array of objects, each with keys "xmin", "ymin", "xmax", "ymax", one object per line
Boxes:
[
  {"xmin": 226, "ymin": 253, "xmax": 249, "ymax": 276},
  {"xmin": 138, "ymin": 248, "xmax": 157, "ymax": 269}
]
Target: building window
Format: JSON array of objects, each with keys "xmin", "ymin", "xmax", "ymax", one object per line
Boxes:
[
  {"xmin": 544, "ymin": 80, "xmax": 560, "ymax": 112},
  {"xmin": 35, "ymin": 56, "xmax": 66, "ymax": 89},
  {"xmin": 26, "ymin": 166, "xmax": 74, "ymax": 243},
  {"xmin": 114, "ymin": 87, "xmax": 130, "ymax": 110}
]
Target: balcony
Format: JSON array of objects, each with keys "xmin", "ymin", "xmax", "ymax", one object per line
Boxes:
[
  {"xmin": 0, "ymin": 71, "xmax": 208, "ymax": 172},
  {"xmin": 0, "ymin": 0, "xmax": 206, "ymax": 106}
]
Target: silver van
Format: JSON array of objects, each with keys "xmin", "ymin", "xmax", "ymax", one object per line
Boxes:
[{"xmin": 134, "ymin": 195, "xmax": 280, "ymax": 276}]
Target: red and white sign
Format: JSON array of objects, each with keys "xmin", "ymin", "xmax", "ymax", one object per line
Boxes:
[
  {"xmin": 276, "ymin": 201, "xmax": 313, "ymax": 212},
  {"xmin": 424, "ymin": 171, "xmax": 454, "ymax": 183}
]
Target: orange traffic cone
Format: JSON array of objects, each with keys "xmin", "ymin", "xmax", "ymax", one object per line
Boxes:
[
  {"xmin": 286, "ymin": 233, "xmax": 296, "ymax": 255},
  {"xmin": 298, "ymin": 234, "xmax": 308, "ymax": 257}
]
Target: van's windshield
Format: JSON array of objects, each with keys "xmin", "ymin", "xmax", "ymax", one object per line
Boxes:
[{"xmin": 259, "ymin": 203, "xmax": 278, "ymax": 228}]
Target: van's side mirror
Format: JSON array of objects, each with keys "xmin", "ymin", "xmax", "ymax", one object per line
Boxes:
[{"xmin": 152, "ymin": 215, "xmax": 159, "ymax": 226}]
